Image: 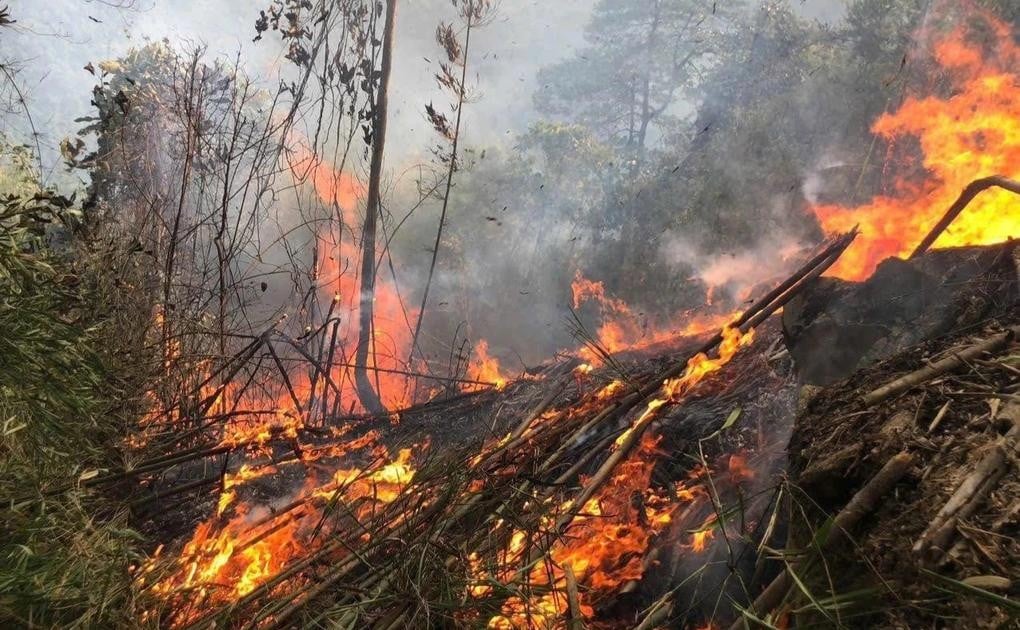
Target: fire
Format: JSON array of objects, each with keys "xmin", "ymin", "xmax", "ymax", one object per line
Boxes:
[
  {"xmin": 573, "ymin": 362, "xmax": 594, "ymax": 376},
  {"xmin": 466, "ymin": 339, "xmax": 509, "ymax": 390},
  {"xmin": 571, "ymin": 271, "xmax": 736, "ymax": 362},
  {"xmin": 290, "ymin": 145, "xmax": 363, "ymax": 211},
  {"xmin": 294, "ymin": 146, "xmax": 508, "ymax": 410},
  {"xmin": 662, "ymin": 324, "xmax": 754, "ymax": 402},
  {"xmin": 615, "ymin": 324, "xmax": 754, "ymax": 450},
  {"xmin": 551, "ymin": 434, "xmax": 675, "ymax": 590},
  {"xmin": 316, "ymin": 447, "xmax": 416, "ymax": 507},
  {"xmin": 149, "ymin": 504, "xmax": 303, "ymax": 605},
  {"xmin": 690, "ymin": 516, "xmax": 716, "ymax": 553},
  {"xmin": 814, "ymin": 8, "xmax": 1020, "ymax": 280},
  {"xmin": 148, "ymin": 444, "xmax": 419, "ymax": 622},
  {"xmin": 487, "ymin": 434, "xmax": 677, "ymax": 629},
  {"xmin": 217, "ymin": 464, "xmax": 276, "ymax": 516}
]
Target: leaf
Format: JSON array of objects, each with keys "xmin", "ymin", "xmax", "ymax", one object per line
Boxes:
[
  {"xmin": 720, "ymin": 406, "xmax": 742, "ymax": 431},
  {"xmin": 922, "ymin": 568, "xmax": 1020, "ymax": 614},
  {"xmin": 785, "ymin": 560, "xmax": 837, "ymax": 623}
]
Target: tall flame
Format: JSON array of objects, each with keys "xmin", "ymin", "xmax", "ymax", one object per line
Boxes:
[{"xmin": 813, "ymin": 9, "xmax": 1020, "ymax": 280}]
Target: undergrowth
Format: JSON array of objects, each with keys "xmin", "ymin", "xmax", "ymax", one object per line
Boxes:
[{"xmin": 0, "ymin": 141, "xmax": 153, "ymax": 628}]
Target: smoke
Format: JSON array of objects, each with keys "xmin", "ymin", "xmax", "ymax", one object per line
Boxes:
[
  {"xmin": 0, "ymin": 0, "xmax": 595, "ymax": 176},
  {"xmin": 0, "ymin": 0, "xmax": 920, "ymax": 371},
  {"xmin": 659, "ymin": 217, "xmax": 810, "ymax": 306}
]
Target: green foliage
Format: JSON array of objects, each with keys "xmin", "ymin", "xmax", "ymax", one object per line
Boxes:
[
  {"xmin": 0, "ymin": 141, "xmax": 147, "ymax": 628},
  {"xmin": 536, "ymin": 0, "xmax": 744, "ymax": 154}
]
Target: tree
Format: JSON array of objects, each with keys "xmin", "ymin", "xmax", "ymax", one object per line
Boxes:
[
  {"xmin": 353, "ymin": 0, "xmax": 397, "ymax": 415},
  {"xmin": 535, "ymin": 0, "xmax": 742, "ymax": 168}
]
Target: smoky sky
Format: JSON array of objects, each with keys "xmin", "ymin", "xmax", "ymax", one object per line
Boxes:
[
  {"xmin": 2, "ymin": 0, "xmax": 848, "ymax": 181},
  {"xmin": 1, "ymin": 0, "xmax": 599, "ymax": 180}
]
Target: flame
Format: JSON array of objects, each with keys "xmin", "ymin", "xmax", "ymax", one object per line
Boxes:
[
  {"xmin": 813, "ymin": 8, "xmax": 1020, "ymax": 280},
  {"xmin": 485, "ymin": 321, "xmax": 755, "ymax": 626},
  {"xmin": 487, "ymin": 434, "xmax": 677, "ymax": 629},
  {"xmin": 573, "ymin": 362, "xmax": 594, "ymax": 376},
  {"xmin": 615, "ymin": 324, "xmax": 754, "ymax": 450},
  {"xmin": 148, "ymin": 444, "xmax": 418, "ymax": 622},
  {"xmin": 149, "ymin": 504, "xmax": 304, "ymax": 605},
  {"xmin": 217, "ymin": 464, "xmax": 276, "ymax": 516},
  {"xmin": 690, "ymin": 516, "xmax": 716, "ymax": 553},
  {"xmin": 466, "ymin": 339, "xmax": 509, "ymax": 390},
  {"xmin": 571, "ymin": 271, "xmax": 737, "ymax": 362}
]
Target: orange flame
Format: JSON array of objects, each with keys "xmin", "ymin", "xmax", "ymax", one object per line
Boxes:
[
  {"xmin": 466, "ymin": 339, "xmax": 509, "ymax": 390},
  {"xmin": 571, "ymin": 271, "xmax": 736, "ymax": 362},
  {"xmin": 814, "ymin": 10, "xmax": 1020, "ymax": 280}
]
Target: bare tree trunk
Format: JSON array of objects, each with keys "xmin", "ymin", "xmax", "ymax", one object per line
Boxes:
[
  {"xmin": 633, "ymin": 0, "xmax": 661, "ymax": 170},
  {"xmin": 354, "ymin": 0, "xmax": 398, "ymax": 415}
]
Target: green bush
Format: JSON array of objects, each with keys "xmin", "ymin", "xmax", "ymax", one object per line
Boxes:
[{"xmin": 0, "ymin": 144, "xmax": 147, "ymax": 628}]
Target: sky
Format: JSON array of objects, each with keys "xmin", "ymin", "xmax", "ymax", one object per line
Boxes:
[
  {"xmin": 1, "ymin": 0, "xmax": 846, "ymax": 181},
  {"xmin": 1, "ymin": 0, "xmax": 597, "ymax": 179}
]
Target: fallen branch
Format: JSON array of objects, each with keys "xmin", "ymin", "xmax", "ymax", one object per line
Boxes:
[
  {"xmin": 913, "ymin": 421, "xmax": 1019, "ymax": 560},
  {"xmin": 863, "ymin": 327, "xmax": 1019, "ymax": 406},
  {"xmin": 729, "ymin": 451, "xmax": 915, "ymax": 630}
]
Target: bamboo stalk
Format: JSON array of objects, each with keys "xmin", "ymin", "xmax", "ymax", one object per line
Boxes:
[
  {"xmin": 914, "ymin": 421, "xmax": 1018, "ymax": 558},
  {"xmin": 728, "ymin": 451, "xmax": 914, "ymax": 630},
  {"xmin": 564, "ymin": 562, "xmax": 584, "ymax": 630},
  {"xmin": 863, "ymin": 327, "xmax": 1019, "ymax": 406}
]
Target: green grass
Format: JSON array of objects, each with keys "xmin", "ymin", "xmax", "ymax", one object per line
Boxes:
[{"xmin": 0, "ymin": 142, "xmax": 152, "ymax": 628}]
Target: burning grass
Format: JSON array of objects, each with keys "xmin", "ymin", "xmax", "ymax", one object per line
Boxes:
[{"xmin": 124, "ymin": 231, "xmax": 855, "ymax": 629}]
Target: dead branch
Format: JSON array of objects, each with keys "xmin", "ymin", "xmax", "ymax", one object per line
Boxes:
[
  {"xmin": 729, "ymin": 451, "xmax": 915, "ymax": 630},
  {"xmin": 863, "ymin": 327, "xmax": 1019, "ymax": 406},
  {"xmin": 910, "ymin": 175, "xmax": 1020, "ymax": 258},
  {"xmin": 913, "ymin": 421, "xmax": 1019, "ymax": 560}
]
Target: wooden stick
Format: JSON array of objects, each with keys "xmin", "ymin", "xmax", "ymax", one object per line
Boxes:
[
  {"xmin": 729, "ymin": 451, "xmax": 914, "ymax": 630},
  {"xmin": 564, "ymin": 562, "xmax": 584, "ymax": 630},
  {"xmin": 863, "ymin": 327, "xmax": 1019, "ymax": 406},
  {"xmin": 910, "ymin": 175, "xmax": 1020, "ymax": 258},
  {"xmin": 633, "ymin": 595, "xmax": 673, "ymax": 630},
  {"xmin": 914, "ymin": 421, "xmax": 1018, "ymax": 558},
  {"xmin": 927, "ymin": 400, "xmax": 952, "ymax": 433}
]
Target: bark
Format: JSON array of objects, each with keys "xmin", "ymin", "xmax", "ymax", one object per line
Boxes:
[{"xmin": 354, "ymin": 0, "xmax": 398, "ymax": 415}]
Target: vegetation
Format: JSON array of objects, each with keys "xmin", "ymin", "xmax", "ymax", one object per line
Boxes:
[
  {"xmin": 0, "ymin": 0, "xmax": 1016, "ymax": 627},
  {"xmin": 0, "ymin": 140, "xmax": 151, "ymax": 626}
]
